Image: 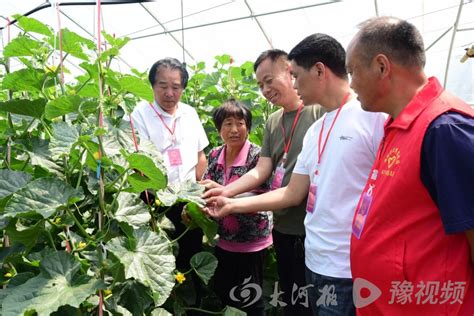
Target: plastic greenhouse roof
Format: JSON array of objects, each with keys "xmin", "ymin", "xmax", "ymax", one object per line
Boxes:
[{"xmin": 1, "ymin": 0, "xmax": 473, "ymax": 104}]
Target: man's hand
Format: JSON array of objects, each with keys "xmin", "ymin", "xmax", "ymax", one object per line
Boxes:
[{"xmin": 204, "ymin": 196, "xmax": 234, "ymax": 218}]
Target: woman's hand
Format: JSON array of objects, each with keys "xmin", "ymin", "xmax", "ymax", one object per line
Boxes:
[{"xmin": 199, "ymin": 179, "xmax": 223, "ymax": 191}]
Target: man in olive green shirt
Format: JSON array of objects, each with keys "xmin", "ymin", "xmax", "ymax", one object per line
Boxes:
[{"xmin": 203, "ymin": 49, "xmax": 323, "ymax": 315}]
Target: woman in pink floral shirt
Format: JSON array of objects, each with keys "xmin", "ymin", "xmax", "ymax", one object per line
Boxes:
[{"xmin": 202, "ymin": 99, "xmax": 272, "ymax": 315}]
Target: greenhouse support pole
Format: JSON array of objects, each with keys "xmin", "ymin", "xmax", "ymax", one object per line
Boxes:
[
  {"xmin": 443, "ymin": 0, "xmax": 464, "ymax": 88},
  {"xmin": 131, "ymin": 0, "xmax": 340, "ymax": 41},
  {"xmin": 139, "ymin": 3, "xmax": 195, "ymax": 62},
  {"xmin": 425, "ymin": 26, "xmax": 453, "ymax": 51},
  {"xmin": 244, "ymin": 0, "xmax": 273, "ymax": 48},
  {"xmin": 374, "ymin": 0, "xmax": 379, "ymax": 17}
]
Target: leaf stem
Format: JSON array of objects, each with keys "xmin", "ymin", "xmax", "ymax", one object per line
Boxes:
[
  {"xmin": 20, "ymin": 157, "xmax": 31, "ymax": 171},
  {"xmin": 66, "ymin": 207, "xmax": 89, "ymax": 238},
  {"xmin": 45, "ymin": 229, "xmax": 57, "ymax": 251},
  {"xmin": 75, "ymin": 77, "xmax": 91, "ymax": 95},
  {"xmin": 75, "ymin": 149, "xmax": 87, "ymax": 189},
  {"xmin": 40, "ymin": 118, "xmax": 53, "ymax": 138},
  {"xmin": 109, "ymin": 174, "xmax": 128, "ymax": 213},
  {"xmin": 171, "ymin": 225, "xmax": 191, "ymax": 244},
  {"xmin": 107, "ymin": 167, "xmax": 130, "ymax": 189},
  {"xmin": 19, "ymin": 118, "xmax": 37, "ymax": 138},
  {"xmin": 157, "ymin": 206, "xmax": 173, "ymax": 218}
]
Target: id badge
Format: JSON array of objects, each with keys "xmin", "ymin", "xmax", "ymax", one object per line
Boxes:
[
  {"xmin": 167, "ymin": 148, "xmax": 183, "ymax": 166},
  {"xmin": 352, "ymin": 190, "xmax": 373, "ymax": 239},
  {"xmin": 306, "ymin": 183, "xmax": 317, "ymax": 213},
  {"xmin": 271, "ymin": 166, "xmax": 285, "ymax": 190}
]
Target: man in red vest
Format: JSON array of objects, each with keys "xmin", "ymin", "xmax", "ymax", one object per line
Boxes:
[{"xmin": 346, "ymin": 16, "xmax": 474, "ymax": 315}]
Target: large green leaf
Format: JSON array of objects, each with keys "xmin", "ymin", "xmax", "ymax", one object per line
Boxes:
[
  {"xmin": 2, "ymin": 68, "xmax": 46, "ymax": 93},
  {"xmin": 3, "ymin": 178, "xmax": 84, "ymax": 219},
  {"xmin": 0, "ymin": 243, "xmax": 24, "ymax": 267},
  {"xmin": 0, "ymin": 99, "xmax": 46, "ymax": 119},
  {"xmin": 79, "ymin": 99, "xmax": 99, "ymax": 116},
  {"xmin": 215, "ymin": 54, "xmax": 232, "ymax": 65},
  {"xmin": 105, "ymin": 228, "xmax": 175, "ymax": 306},
  {"xmin": 152, "ymin": 308, "xmax": 173, "ymax": 316},
  {"xmin": 44, "ymin": 95, "xmax": 84, "ymax": 120},
  {"xmin": 103, "ymin": 119, "xmax": 136, "ymax": 156},
  {"xmin": 201, "ymin": 72, "xmax": 220, "ymax": 90},
  {"xmin": 100, "ymin": 47, "xmax": 120, "ymax": 62},
  {"xmin": 76, "ymin": 83, "xmax": 100, "ymax": 98},
  {"xmin": 134, "ymin": 139, "xmax": 166, "ymax": 176},
  {"xmin": 190, "ymin": 252, "xmax": 218, "ymax": 285},
  {"xmin": 229, "ymin": 66, "xmax": 243, "ymax": 81},
  {"xmin": 103, "ymin": 32, "xmax": 130, "ymax": 50},
  {"xmin": 156, "ymin": 181, "xmax": 206, "ymax": 207},
  {"xmin": 139, "ymin": 139, "xmax": 163, "ymax": 161},
  {"xmin": 104, "ymin": 69, "xmax": 122, "ymax": 91},
  {"xmin": 50, "ymin": 121, "xmax": 79, "ymax": 159},
  {"xmin": 224, "ymin": 306, "xmax": 247, "ymax": 316},
  {"xmin": 119, "ymin": 75, "xmax": 153, "ymax": 101},
  {"xmin": 114, "ymin": 192, "xmax": 151, "ymax": 228},
  {"xmin": 50, "ymin": 28, "xmax": 94, "ymax": 61},
  {"xmin": 5, "ymin": 219, "xmax": 44, "ymax": 251},
  {"xmin": 186, "ymin": 202, "xmax": 218, "ymax": 242},
  {"xmin": 29, "ymin": 139, "xmax": 64, "ymax": 177},
  {"xmin": 15, "ymin": 15, "xmax": 53, "ymax": 37},
  {"xmin": 126, "ymin": 153, "xmax": 167, "ymax": 191},
  {"xmin": 126, "ymin": 173, "xmax": 163, "ymax": 193},
  {"xmin": 0, "ymin": 169, "xmax": 32, "ymax": 200},
  {"xmin": 1, "ymin": 251, "xmax": 104, "ymax": 316},
  {"xmin": 107, "ymin": 280, "xmax": 155, "ymax": 316},
  {"xmin": 2, "ymin": 36, "xmax": 43, "ymax": 57},
  {"xmin": 0, "ymin": 272, "xmax": 33, "ymax": 309},
  {"xmin": 79, "ymin": 62, "xmax": 99, "ymax": 81}
]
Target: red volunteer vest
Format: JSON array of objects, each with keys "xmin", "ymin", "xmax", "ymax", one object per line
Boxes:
[{"xmin": 351, "ymin": 77, "xmax": 474, "ymax": 315}]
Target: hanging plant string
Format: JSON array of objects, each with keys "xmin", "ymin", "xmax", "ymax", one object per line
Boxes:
[{"xmin": 55, "ymin": 1, "xmax": 65, "ymax": 86}]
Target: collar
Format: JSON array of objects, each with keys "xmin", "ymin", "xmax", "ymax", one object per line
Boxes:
[
  {"xmin": 386, "ymin": 77, "xmax": 444, "ymax": 131},
  {"xmin": 153, "ymin": 100, "xmax": 182, "ymax": 118},
  {"xmin": 217, "ymin": 139, "xmax": 251, "ymax": 168}
]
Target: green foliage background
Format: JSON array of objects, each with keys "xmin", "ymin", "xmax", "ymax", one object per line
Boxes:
[
  {"xmin": 0, "ymin": 15, "xmax": 278, "ymax": 316},
  {"xmin": 183, "ymin": 54, "xmax": 274, "ymax": 149}
]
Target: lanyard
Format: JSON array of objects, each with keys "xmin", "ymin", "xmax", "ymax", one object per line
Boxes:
[
  {"xmin": 316, "ymin": 93, "xmax": 350, "ymax": 174},
  {"xmin": 149, "ymin": 103, "xmax": 177, "ymax": 139},
  {"xmin": 280, "ymin": 102, "xmax": 304, "ymax": 163}
]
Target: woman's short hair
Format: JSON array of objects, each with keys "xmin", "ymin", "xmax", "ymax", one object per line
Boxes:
[{"xmin": 212, "ymin": 99, "xmax": 252, "ymax": 132}]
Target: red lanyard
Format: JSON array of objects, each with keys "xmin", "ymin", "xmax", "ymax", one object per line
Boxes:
[
  {"xmin": 280, "ymin": 102, "xmax": 304, "ymax": 160},
  {"xmin": 316, "ymin": 93, "xmax": 350, "ymax": 172},
  {"xmin": 149, "ymin": 103, "xmax": 177, "ymax": 137}
]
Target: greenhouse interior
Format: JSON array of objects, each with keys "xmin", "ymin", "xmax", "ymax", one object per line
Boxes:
[{"xmin": 0, "ymin": 0, "xmax": 473, "ymax": 315}]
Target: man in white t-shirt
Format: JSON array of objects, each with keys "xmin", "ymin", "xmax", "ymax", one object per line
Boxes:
[
  {"xmin": 206, "ymin": 34, "xmax": 386, "ymax": 315},
  {"xmin": 131, "ymin": 58, "xmax": 209, "ymax": 293}
]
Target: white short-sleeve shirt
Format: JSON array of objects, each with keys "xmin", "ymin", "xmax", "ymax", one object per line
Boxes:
[
  {"xmin": 293, "ymin": 98, "xmax": 386, "ymax": 278},
  {"xmin": 131, "ymin": 100, "xmax": 209, "ymax": 184}
]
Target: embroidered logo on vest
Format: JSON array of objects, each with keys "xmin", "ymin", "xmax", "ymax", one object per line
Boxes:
[{"xmin": 381, "ymin": 147, "xmax": 401, "ymax": 177}]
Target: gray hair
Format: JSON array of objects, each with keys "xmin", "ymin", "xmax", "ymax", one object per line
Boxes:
[
  {"xmin": 354, "ymin": 16, "xmax": 426, "ymax": 68},
  {"xmin": 148, "ymin": 57, "xmax": 189, "ymax": 88}
]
